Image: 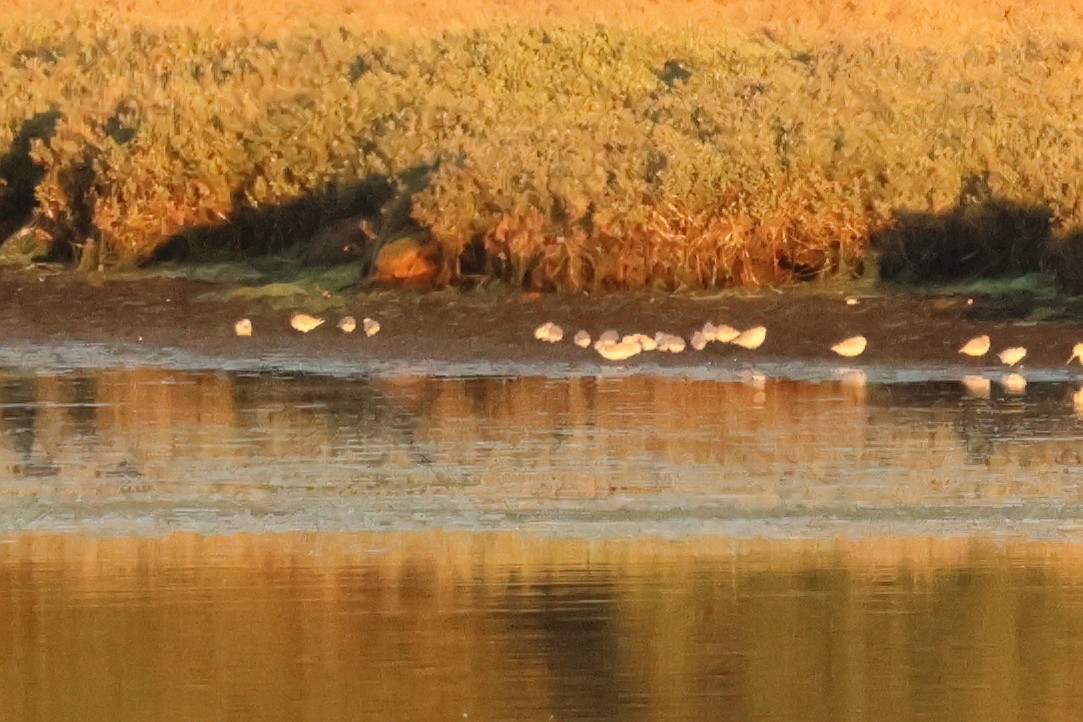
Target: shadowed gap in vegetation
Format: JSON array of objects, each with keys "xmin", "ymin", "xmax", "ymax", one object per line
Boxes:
[
  {"xmin": 871, "ymin": 176, "xmax": 1061, "ymax": 285},
  {"xmin": 871, "ymin": 191, "xmax": 1083, "ymax": 296},
  {"xmin": 0, "ymin": 109, "xmax": 60, "ymax": 245},
  {"xmin": 149, "ymin": 163, "xmax": 440, "ymax": 282},
  {"xmin": 1047, "ymin": 228, "xmax": 1083, "ymax": 295}
]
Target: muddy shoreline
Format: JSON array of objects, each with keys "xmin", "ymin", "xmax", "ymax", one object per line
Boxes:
[{"xmin": 3, "ymin": 267, "xmax": 1083, "ymax": 378}]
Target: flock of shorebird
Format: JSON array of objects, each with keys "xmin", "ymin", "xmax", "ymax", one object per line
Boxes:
[
  {"xmin": 227, "ymin": 305, "xmax": 1083, "ymax": 408},
  {"xmin": 535, "ymin": 320, "xmax": 785, "ymax": 361},
  {"xmin": 534, "ymin": 319, "xmax": 1083, "ymax": 378},
  {"xmin": 232, "ymin": 313, "xmax": 381, "ymax": 338},
  {"xmin": 537, "ymin": 318, "xmax": 1083, "ymax": 409},
  {"xmin": 221, "ymin": 304, "xmax": 1083, "ymax": 411},
  {"xmin": 231, "ymin": 309, "xmax": 1083, "ymax": 371},
  {"xmin": 537, "ymin": 319, "xmax": 871, "ymax": 362}
]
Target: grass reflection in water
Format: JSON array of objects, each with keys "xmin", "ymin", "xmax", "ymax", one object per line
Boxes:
[
  {"xmin": 1, "ymin": 533, "xmax": 1082, "ymax": 721},
  {"xmin": 0, "ymin": 368, "xmax": 1081, "ymax": 532}
]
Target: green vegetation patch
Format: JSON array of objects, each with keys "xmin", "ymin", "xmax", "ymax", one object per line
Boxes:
[
  {"xmin": 194, "ymin": 263, "xmax": 364, "ymax": 310},
  {"xmin": 2, "ymin": 14, "xmax": 1083, "ymax": 290}
]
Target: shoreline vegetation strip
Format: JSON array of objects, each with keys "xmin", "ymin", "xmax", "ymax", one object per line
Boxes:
[{"xmin": 2, "ymin": 4, "xmax": 1083, "ymax": 290}]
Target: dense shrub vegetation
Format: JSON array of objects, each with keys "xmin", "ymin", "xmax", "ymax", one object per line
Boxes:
[{"xmin": 2, "ymin": 9, "xmax": 1083, "ymax": 288}]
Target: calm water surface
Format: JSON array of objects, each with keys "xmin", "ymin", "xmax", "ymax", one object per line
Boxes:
[
  {"xmin": 3, "ymin": 365, "xmax": 1083, "ymax": 720},
  {"xmin": 5, "ymin": 534, "xmax": 1083, "ymax": 721}
]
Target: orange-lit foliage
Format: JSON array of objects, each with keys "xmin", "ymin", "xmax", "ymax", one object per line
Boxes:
[{"xmin": 2, "ymin": 2, "xmax": 1082, "ymax": 287}]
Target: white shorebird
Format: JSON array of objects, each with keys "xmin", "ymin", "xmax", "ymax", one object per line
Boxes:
[
  {"xmin": 233, "ymin": 318, "xmax": 253, "ymax": 337},
  {"xmin": 715, "ymin": 325, "xmax": 741, "ymax": 343},
  {"xmin": 959, "ymin": 335, "xmax": 991, "ymax": 357},
  {"xmin": 706, "ymin": 323, "xmax": 740, "ymax": 343},
  {"xmin": 654, "ymin": 332, "xmax": 685, "ymax": 353},
  {"xmin": 573, "ymin": 330, "xmax": 592, "ymax": 348},
  {"xmin": 533, "ymin": 321, "xmax": 564, "ymax": 343},
  {"xmin": 690, "ymin": 330, "xmax": 708, "ymax": 351},
  {"xmin": 624, "ymin": 333, "xmax": 657, "ymax": 351},
  {"xmin": 597, "ymin": 330, "xmax": 620, "ymax": 346},
  {"xmin": 831, "ymin": 335, "xmax": 867, "ymax": 358},
  {"xmin": 1067, "ymin": 342, "xmax": 1083, "ymax": 365},
  {"xmin": 337, "ymin": 316, "xmax": 357, "ymax": 334},
  {"xmin": 290, "ymin": 312, "xmax": 325, "ymax": 333},
  {"xmin": 363, "ymin": 317, "xmax": 381, "ymax": 337},
  {"xmin": 998, "ymin": 346, "xmax": 1027, "ymax": 367},
  {"xmin": 595, "ymin": 338, "xmax": 641, "ymax": 361},
  {"xmin": 732, "ymin": 326, "xmax": 767, "ymax": 350}
]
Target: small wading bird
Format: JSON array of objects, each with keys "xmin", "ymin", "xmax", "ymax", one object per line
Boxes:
[
  {"xmin": 690, "ymin": 330, "xmax": 708, "ymax": 351},
  {"xmin": 290, "ymin": 312, "xmax": 325, "ymax": 333},
  {"xmin": 714, "ymin": 324, "xmax": 741, "ymax": 343},
  {"xmin": 362, "ymin": 317, "xmax": 381, "ymax": 337},
  {"xmin": 234, "ymin": 318, "xmax": 252, "ymax": 337},
  {"xmin": 533, "ymin": 321, "xmax": 563, "ymax": 343},
  {"xmin": 732, "ymin": 326, "xmax": 767, "ymax": 350},
  {"xmin": 337, "ymin": 316, "xmax": 357, "ymax": 334},
  {"xmin": 1067, "ymin": 342, "xmax": 1083, "ymax": 365},
  {"xmin": 702, "ymin": 322, "xmax": 740, "ymax": 343},
  {"xmin": 574, "ymin": 330, "xmax": 591, "ymax": 348},
  {"xmin": 998, "ymin": 346, "xmax": 1027, "ymax": 367},
  {"xmin": 594, "ymin": 337, "xmax": 642, "ymax": 361},
  {"xmin": 831, "ymin": 335, "xmax": 867, "ymax": 358},
  {"xmin": 597, "ymin": 329, "xmax": 620, "ymax": 345},
  {"xmin": 624, "ymin": 333, "xmax": 657, "ymax": 351},
  {"xmin": 654, "ymin": 332, "xmax": 685, "ymax": 353},
  {"xmin": 959, "ymin": 335, "xmax": 991, "ymax": 357}
]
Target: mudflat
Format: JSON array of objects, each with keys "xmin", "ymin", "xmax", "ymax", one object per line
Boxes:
[{"xmin": 3, "ymin": 268, "xmax": 1082, "ymax": 374}]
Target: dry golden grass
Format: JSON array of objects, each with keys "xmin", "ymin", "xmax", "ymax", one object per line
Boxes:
[
  {"xmin": 8, "ymin": 0, "xmax": 1083, "ymax": 44},
  {"xmin": 3, "ymin": 1, "xmax": 1083, "ymax": 287}
]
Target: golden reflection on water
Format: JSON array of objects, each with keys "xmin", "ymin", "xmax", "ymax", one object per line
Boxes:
[
  {"xmin": 2, "ymin": 532, "xmax": 1083, "ymax": 722},
  {"xmin": 1, "ymin": 368, "xmax": 1083, "ymax": 524}
]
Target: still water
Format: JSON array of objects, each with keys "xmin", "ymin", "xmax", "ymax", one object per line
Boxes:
[{"xmin": 3, "ymin": 366, "xmax": 1083, "ymax": 720}]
